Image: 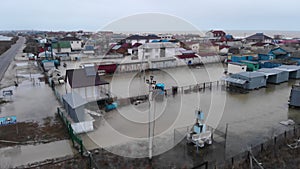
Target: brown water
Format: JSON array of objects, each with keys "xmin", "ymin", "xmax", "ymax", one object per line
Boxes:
[
  {"xmin": 0, "ymin": 140, "xmax": 74, "ymax": 168},
  {"xmin": 81, "ymin": 64, "xmax": 300, "ymax": 158}
]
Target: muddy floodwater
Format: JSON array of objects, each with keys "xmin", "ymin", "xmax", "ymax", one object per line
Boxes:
[
  {"xmin": 75, "ymin": 63, "xmax": 300, "ymax": 158},
  {"xmin": 0, "ymin": 140, "xmax": 74, "ymax": 168}
]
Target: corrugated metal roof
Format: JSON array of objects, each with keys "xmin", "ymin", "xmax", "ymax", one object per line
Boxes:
[
  {"xmin": 258, "ymin": 68, "xmax": 284, "ymax": 76},
  {"xmin": 223, "ymin": 77, "xmax": 247, "ymax": 85},
  {"xmin": 236, "ymin": 71, "xmax": 266, "ymax": 78},
  {"xmin": 62, "ymin": 93, "xmax": 87, "ymax": 109},
  {"xmin": 275, "ymin": 65, "xmax": 300, "ymax": 72}
]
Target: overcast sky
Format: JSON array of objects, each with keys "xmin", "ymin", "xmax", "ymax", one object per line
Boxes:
[{"xmin": 1, "ymin": 0, "xmax": 299, "ymax": 31}]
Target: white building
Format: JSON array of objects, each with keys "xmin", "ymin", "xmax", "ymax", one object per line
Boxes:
[
  {"xmin": 227, "ymin": 62, "xmax": 247, "ymax": 74},
  {"xmin": 61, "ymin": 36, "xmax": 82, "ymax": 51},
  {"xmin": 137, "ymin": 42, "xmax": 177, "ymax": 60}
]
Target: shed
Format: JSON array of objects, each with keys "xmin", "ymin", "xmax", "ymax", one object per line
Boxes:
[
  {"xmin": 231, "ymin": 72, "xmax": 267, "ymax": 89},
  {"xmin": 240, "ymin": 60, "xmax": 259, "ymax": 71},
  {"xmin": 62, "ymin": 93, "xmax": 87, "ymax": 122},
  {"xmin": 227, "ymin": 62, "xmax": 247, "ymax": 74},
  {"xmin": 289, "ymin": 84, "xmax": 300, "ymax": 107},
  {"xmin": 275, "ymin": 65, "xmax": 300, "ymax": 79},
  {"xmin": 257, "ymin": 68, "xmax": 289, "ymax": 84}
]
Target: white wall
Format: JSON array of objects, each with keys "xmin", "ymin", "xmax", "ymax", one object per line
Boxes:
[
  {"xmin": 70, "ymin": 40, "xmax": 82, "ymax": 50},
  {"xmin": 227, "ymin": 63, "xmax": 247, "ymax": 74}
]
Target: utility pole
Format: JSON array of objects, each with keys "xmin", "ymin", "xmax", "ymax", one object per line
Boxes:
[{"xmin": 146, "ymin": 75, "xmax": 156, "ymax": 160}]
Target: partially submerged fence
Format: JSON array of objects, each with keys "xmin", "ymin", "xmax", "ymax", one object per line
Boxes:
[
  {"xmin": 172, "ymin": 124, "xmax": 300, "ymax": 168},
  {"xmin": 57, "ymin": 107, "xmax": 100, "ymax": 169},
  {"xmin": 57, "ymin": 107, "xmax": 84, "ymax": 155}
]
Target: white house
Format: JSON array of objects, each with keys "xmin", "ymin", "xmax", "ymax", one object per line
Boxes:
[
  {"xmin": 61, "ymin": 36, "xmax": 82, "ymax": 51},
  {"xmin": 65, "ymin": 67, "xmax": 110, "ymax": 101},
  {"xmin": 137, "ymin": 42, "xmax": 177, "ymax": 60}
]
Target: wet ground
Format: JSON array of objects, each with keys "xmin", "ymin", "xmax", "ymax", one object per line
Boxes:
[
  {"xmin": 0, "ymin": 140, "xmax": 74, "ymax": 168},
  {"xmin": 0, "ymin": 47, "xmax": 74, "ymax": 168}
]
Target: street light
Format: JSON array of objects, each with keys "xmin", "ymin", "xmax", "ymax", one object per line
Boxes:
[{"xmin": 145, "ymin": 75, "xmax": 156, "ymax": 160}]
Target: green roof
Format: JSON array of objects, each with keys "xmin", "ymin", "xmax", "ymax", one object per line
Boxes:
[{"xmin": 52, "ymin": 41, "xmax": 71, "ymax": 49}]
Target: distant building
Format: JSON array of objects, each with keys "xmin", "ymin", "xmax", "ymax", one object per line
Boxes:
[
  {"xmin": 52, "ymin": 41, "xmax": 71, "ymax": 53},
  {"xmin": 137, "ymin": 42, "xmax": 177, "ymax": 60},
  {"xmin": 245, "ymin": 33, "xmax": 273, "ymax": 43},
  {"xmin": 125, "ymin": 34, "xmax": 160, "ymax": 45},
  {"xmin": 206, "ymin": 30, "xmax": 226, "ymax": 38},
  {"xmin": 60, "ymin": 36, "xmax": 82, "ymax": 51}
]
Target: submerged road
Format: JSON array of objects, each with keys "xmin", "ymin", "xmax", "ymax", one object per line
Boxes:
[{"xmin": 0, "ymin": 36, "xmax": 26, "ymax": 81}]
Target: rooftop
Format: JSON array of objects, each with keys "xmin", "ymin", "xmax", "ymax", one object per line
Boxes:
[
  {"xmin": 65, "ymin": 68, "xmax": 109, "ymax": 88},
  {"xmin": 62, "ymin": 93, "xmax": 87, "ymax": 109}
]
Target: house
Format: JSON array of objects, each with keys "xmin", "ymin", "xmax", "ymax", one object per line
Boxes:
[
  {"xmin": 62, "ymin": 93, "xmax": 94, "ymax": 134},
  {"xmin": 206, "ymin": 30, "xmax": 226, "ymax": 38},
  {"xmin": 245, "ymin": 33, "xmax": 273, "ymax": 43},
  {"xmin": 290, "ymin": 51, "xmax": 300, "ymax": 65},
  {"xmin": 125, "ymin": 34, "xmax": 160, "ymax": 45},
  {"xmin": 137, "ymin": 42, "xmax": 177, "ymax": 60},
  {"xmin": 229, "ymin": 55, "xmax": 254, "ymax": 63},
  {"xmin": 52, "ymin": 41, "xmax": 71, "ymax": 53},
  {"xmin": 229, "ymin": 72, "xmax": 267, "ymax": 90},
  {"xmin": 275, "ymin": 65, "xmax": 300, "ymax": 79},
  {"xmin": 83, "ymin": 44, "xmax": 95, "ymax": 54},
  {"xmin": 257, "ymin": 68, "xmax": 289, "ymax": 84},
  {"xmin": 240, "ymin": 60, "xmax": 259, "ymax": 71},
  {"xmin": 185, "ymin": 42, "xmax": 200, "ymax": 53},
  {"xmin": 269, "ymin": 47, "xmax": 290, "ymax": 59},
  {"xmin": 227, "ymin": 62, "xmax": 247, "ymax": 74},
  {"xmin": 176, "ymin": 50, "xmax": 201, "ymax": 66},
  {"xmin": 65, "ymin": 66, "xmax": 110, "ymax": 101},
  {"xmin": 257, "ymin": 49, "xmax": 275, "ymax": 60},
  {"xmin": 60, "ymin": 36, "xmax": 82, "ymax": 51}
]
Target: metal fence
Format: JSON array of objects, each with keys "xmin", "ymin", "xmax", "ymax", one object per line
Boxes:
[
  {"xmin": 172, "ymin": 124, "xmax": 300, "ymax": 168},
  {"xmin": 57, "ymin": 108, "xmax": 83, "ymax": 155},
  {"xmin": 57, "ymin": 107, "xmax": 100, "ymax": 169},
  {"xmin": 219, "ymin": 126, "xmax": 300, "ymax": 168}
]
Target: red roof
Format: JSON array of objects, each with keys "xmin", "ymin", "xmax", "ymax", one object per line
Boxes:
[
  {"xmin": 177, "ymin": 54, "xmax": 197, "ymax": 59},
  {"xmin": 212, "ymin": 30, "xmax": 225, "ymax": 34}
]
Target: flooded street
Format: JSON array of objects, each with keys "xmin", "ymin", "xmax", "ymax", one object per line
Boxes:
[{"xmin": 0, "ymin": 140, "xmax": 74, "ymax": 168}]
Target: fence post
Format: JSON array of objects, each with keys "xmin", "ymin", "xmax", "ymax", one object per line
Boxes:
[{"xmin": 80, "ymin": 140, "xmax": 83, "ymax": 156}]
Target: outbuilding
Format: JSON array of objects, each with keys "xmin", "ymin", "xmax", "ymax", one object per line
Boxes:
[
  {"xmin": 275, "ymin": 65, "xmax": 300, "ymax": 79},
  {"xmin": 230, "ymin": 72, "xmax": 267, "ymax": 89},
  {"xmin": 62, "ymin": 92, "xmax": 94, "ymax": 134},
  {"xmin": 240, "ymin": 60, "xmax": 260, "ymax": 71},
  {"xmin": 227, "ymin": 62, "xmax": 247, "ymax": 74},
  {"xmin": 257, "ymin": 68, "xmax": 289, "ymax": 84},
  {"xmin": 289, "ymin": 84, "xmax": 300, "ymax": 107}
]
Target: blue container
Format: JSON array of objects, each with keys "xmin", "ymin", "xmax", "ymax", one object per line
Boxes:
[
  {"xmin": 155, "ymin": 83, "xmax": 165, "ymax": 91},
  {"xmin": 105, "ymin": 102, "xmax": 118, "ymax": 111}
]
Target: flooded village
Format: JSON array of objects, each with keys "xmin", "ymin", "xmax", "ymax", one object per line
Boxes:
[{"xmin": 0, "ymin": 25, "xmax": 300, "ymax": 168}]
